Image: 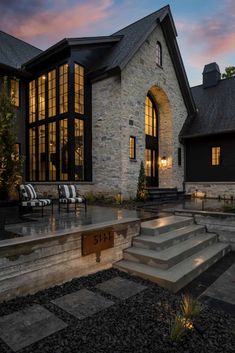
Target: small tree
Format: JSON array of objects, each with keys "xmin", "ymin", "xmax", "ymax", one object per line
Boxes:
[
  {"xmin": 222, "ymin": 66, "xmax": 235, "ymax": 79},
  {"xmin": 0, "ymin": 78, "xmax": 23, "ymax": 200},
  {"xmin": 136, "ymin": 161, "xmax": 148, "ymax": 201}
]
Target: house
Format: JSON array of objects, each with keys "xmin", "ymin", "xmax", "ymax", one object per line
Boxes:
[
  {"xmin": 0, "ymin": 5, "xmax": 196, "ymax": 199},
  {"xmin": 181, "ymin": 62, "xmax": 235, "ymax": 198}
]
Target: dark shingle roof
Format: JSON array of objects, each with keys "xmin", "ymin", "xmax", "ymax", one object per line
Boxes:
[
  {"xmin": 0, "ymin": 31, "xmax": 42, "ymax": 69},
  {"xmin": 97, "ymin": 6, "xmax": 170, "ymax": 71},
  {"xmin": 181, "ymin": 77, "xmax": 235, "ymax": 138}
]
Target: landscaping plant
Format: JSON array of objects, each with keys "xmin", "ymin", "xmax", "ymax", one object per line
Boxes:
[
  {"xmin": 169, "ymin": 314, "xmax": 186, "ymax": 342},
  {"xmin": 180, "ymin": 293, "xmax": 203, "ymax": 320},
  {"xmin": 136, "ymin": 160, "xmax": 148, "ymax": 201},
  {"xmin": 0, "ymin": 78, "xmax": 23, "ymax": 200}
]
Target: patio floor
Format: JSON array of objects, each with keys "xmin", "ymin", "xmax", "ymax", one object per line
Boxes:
[{"xmin": 3, "ymin": 205, "xmax": 167, "ymax": 240}]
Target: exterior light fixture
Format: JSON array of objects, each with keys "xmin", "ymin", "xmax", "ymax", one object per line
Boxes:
[
  {"xmin": 160, "ymin": 156, "xmax": 167, "ymax": 168},
  {"xmin": 42, "ymin": 75, "xmax": 46, "ymax": 80}
]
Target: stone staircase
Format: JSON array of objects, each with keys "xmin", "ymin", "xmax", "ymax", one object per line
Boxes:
[
  {"xmin": 114, "ymin": 215, "xmax": 230, "ymax": 292},
  {"xmin": 147, "ymin": 188, "xmax": 185, "ymax": 202}
]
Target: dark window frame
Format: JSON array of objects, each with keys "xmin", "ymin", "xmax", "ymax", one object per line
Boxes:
[
  {"xmin": 129, "ymin": 136, "xmax": 136, "ymax": 160},
  {"xmin": 26, "ymin": 59, "xmax": 89, "ymax": 182}
]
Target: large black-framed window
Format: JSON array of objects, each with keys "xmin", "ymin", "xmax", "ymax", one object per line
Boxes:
[{"xmin": 27, "ymin": 61, "xmax": 88, "ymax": 182}]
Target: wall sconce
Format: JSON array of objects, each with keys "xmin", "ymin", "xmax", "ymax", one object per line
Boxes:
[{"xmin": 160, "ymin": 156, "xmax": 167, "ymax": 168}]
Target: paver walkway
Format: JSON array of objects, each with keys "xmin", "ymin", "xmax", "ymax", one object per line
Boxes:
[{"xmin": 0, "ymin": 277, "xmax": 145, "ymax": 352}]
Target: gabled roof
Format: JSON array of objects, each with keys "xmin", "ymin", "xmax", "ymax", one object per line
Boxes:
[
  {"xmin": 0, "ymin": 31, "xmax": 42, "ymax": 69},
  {"xmin": 98, "ymin": 6, "xmax": 172, "ymax": 72},
  {"xmin": 181, "ymin": 76, "xmax": 235, "ymax": 139}
]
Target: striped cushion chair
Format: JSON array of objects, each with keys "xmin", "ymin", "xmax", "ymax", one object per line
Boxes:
[
  {"xmin": 58, "ymin": 185, "xmax": 87, "ymax": 212},
  {"xmin": 19, "ymin": 184, "xmax": 53, "ymax": 217}
]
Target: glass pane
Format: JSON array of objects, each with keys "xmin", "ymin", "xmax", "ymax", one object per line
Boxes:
[
  {"xmin": 48, "ymin": 70, "xmax": 56, "ymax": 117},
  {"xmin": 48, "ymin": 122, "xmax": 57, "ymax": 180},
  {"xmin": 29, "ymin": 80, "xmax": 36, "ymax": 123},
  {"xmin": 145, "ymin": 149, "xmax": 151, "ymax": 177},
  {"xmin": 75, "ymin": 119, "xmax": 84, "ymax": 180},
  {"xmin": 74, "ymin": 63, "xmax": 84, "ymax": 114},
  {"xmin": 60, "ymin": 119, "xmax": 68, "ymax": 180},
  {"xmin": 59, "ymin": 64, "xmax": 68, "ymax": 114},
  {"xmin": 145, "ymin": 95, "xmax": 157, "ymax": 137},
  {"xmin": 29, "ymin": 127, "xmax": 36, "ymax": 180},
  {"xmin": 38, "ymin": 125, "xmax": 46, "ymax": 181},
  {"xmin": 10, "ymin": 79, "xmax": 19, "ymax": 107},
  {"xmin": 38, "ymin": 75, "xmax": 46, "ymax": 120}
]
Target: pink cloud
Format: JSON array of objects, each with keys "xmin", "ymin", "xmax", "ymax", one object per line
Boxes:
[
  {"xmin": 176, "ymin": 0, "xmax": 235, "ymax": 70},
  {"xmin": 2, "ymin": 0, "xmax": 113, "ymax": 48}
]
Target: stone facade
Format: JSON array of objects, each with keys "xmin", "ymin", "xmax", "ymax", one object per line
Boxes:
[
  {"xmin": 90, "ymin": 25, "xmax": 187, "ymax": 198},
  {"xmin": 186, "ymin": 182, "xmax": 235, "ymax": 199},
  {"xmin": 33, "ymin": 25, "xmax": 188, "ymax": 199}
]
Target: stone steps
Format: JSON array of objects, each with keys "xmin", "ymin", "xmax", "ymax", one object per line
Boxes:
[
  {"xmin": 125, "ymin": 233, "xmax": 217, "ymax": 269},
  {"xmin": 114, "ymin": 215, "xmax": 231, "ymax": 292},
  {"xmin": 141, "ymin": 215, "xmax": 194, "ymax": 235},
  {"xmin": 133, "ymin": 224, "xmax": 205, "ymax": 250},
  {"xmin": 115, "ymin": 243, "xmax": 230, "ymax": 292}
]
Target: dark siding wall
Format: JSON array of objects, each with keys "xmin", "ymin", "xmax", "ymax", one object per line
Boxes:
[{"xmin": 186, "ymin": 133, "xmax": 235, "ymax": 181}]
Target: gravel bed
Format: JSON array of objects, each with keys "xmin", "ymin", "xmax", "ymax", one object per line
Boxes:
[{"xmin": 0, "ymin": 268, "xmax": 234, "ymax": 353}]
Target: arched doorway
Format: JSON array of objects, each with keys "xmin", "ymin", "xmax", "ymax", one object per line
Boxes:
[{"xmin": 145, "ymin": 93, "xmax": 158, "ymax": 186}]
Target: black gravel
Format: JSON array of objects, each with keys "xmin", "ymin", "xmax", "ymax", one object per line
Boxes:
[{"xmin": 0, "ymin": 268, "xmax": 234, "ymax": 353}]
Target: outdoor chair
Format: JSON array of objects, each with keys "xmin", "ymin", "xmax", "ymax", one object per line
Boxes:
[
  {"xmin": 18, "ymin": 184, "xmax": 53, "ymax": 217},
  {"xmin": 58, "ymin": 184, "xmax": 87, "ymax": 212}
]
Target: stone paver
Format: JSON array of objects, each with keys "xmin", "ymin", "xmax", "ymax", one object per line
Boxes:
[
  {"xmin": 52, "ymin": 289, "xmax": 114, "ymax": 320},
  {"xmin": 96, "ymin": 276, "xmax": 147, "ymax": 299},
  {"xmin": 0, "ymin": 304, "xmax": 67, "ymax": 352},
  {"xmin": 201, "ymin": 263, "xmax": 235, "ymax": 305}
]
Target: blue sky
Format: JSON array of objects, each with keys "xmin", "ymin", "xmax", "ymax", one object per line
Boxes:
[{"xmin": 1, "ymin": 0, "xmax": 235, "ymax": 86}]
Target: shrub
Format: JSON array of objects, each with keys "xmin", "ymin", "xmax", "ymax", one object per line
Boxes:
[
  {"xmin": 136, "ymin": 161, "xmax": 148, "ymax": 201},
  {"xmin": 0, "ymin": 78, "xmax": 23, "ymax": 200}
]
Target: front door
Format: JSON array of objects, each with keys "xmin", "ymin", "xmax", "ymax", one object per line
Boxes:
[{"xmin": 145, "ymin": 94, "xmax": 158, "ymax": 187}]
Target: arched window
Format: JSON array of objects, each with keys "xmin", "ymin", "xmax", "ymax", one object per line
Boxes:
[{"xmin": 156, "ymin": 41, "xmax": 162, "ymax": 66}]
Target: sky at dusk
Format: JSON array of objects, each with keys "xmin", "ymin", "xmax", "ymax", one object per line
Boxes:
[{"xmin": 1, "ymin": 0, "xmax": 235, "ymax": 86}]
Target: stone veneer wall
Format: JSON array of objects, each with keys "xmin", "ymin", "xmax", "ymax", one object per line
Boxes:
[
  {"xmin": 89, "ymin": 25, "xmax": 188, "ymax": 198},
  {"xmin": 186, "ymin": 182, "xmax": 235, "ymax": 199},
  {"xmin": 32, "ymin": 25, "xmax": 188, "ymax": 199},
  {"xmin": 0, "ymin": 219, "xmax": 140, "ymax": 302}
]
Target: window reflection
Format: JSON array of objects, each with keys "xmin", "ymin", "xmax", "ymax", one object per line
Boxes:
[
  {"xmin": 59, "ymin": 64, "xmax": 68, "ymax": 114},
  {"xmin": 38, "ymin": 75, "xmax": 46, "ymax": 120},
  {"xmin": 48, "ymin": 122, "xmax": 57, "ymax": 180},
  {"xmin": 29, "ymin": 80, "xmax": 36, "ymax": 123},
  {"xmin": 60, "ymin": 119, "xmax": 68, "ymax": 180},
  {"xmin": 10, "ymin": 79, "xmax": 19, "ymax": 107},
  {"xmin": 75, "ymin": 119, "xmax": 84, "ymax": 180},
  {"xmin": 74, "ymin": 63, "xmax": 84, "ymax": 114},
  {"xmin": 48, "ymin": 70, "xmax": 56, "ymax": 117}
]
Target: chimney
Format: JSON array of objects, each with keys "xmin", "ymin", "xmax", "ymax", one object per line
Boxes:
[{"xmin": 203, "ymin": 62, "xmax": 221, "ymax": 88}]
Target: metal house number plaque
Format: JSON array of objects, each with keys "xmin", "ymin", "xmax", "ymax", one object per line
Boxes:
[{"xmin": 82, "ymin": 228, "xmax": 114, "ymax": 256}]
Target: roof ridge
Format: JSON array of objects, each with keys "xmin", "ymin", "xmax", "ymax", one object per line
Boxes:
[
  {"xmin": 112, "ymin": 5, "xmax": 169, "ymax": 35},
  {"xmin": 191, "ymin": 75, "xmax": 235, "ymax": 89},
  {"xmin": 0, "ymin": 30, "xmax": 42, "ymax": 52}
]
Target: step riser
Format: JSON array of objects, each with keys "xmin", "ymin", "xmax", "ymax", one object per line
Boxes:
[
  {"xmin": 141, "ymin": 219, "xmax": 194, "ymax": 236},
  {"xmin": 125, "ymin": 236, "xmax": 218, "ymax": 269},
  {"xmin": 115, "ymin": 246, "xmax": 230, "ymax": 293},
  {"xmin": 133, "ymin": 228, "xmax": 206, "ymax": 251}
]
